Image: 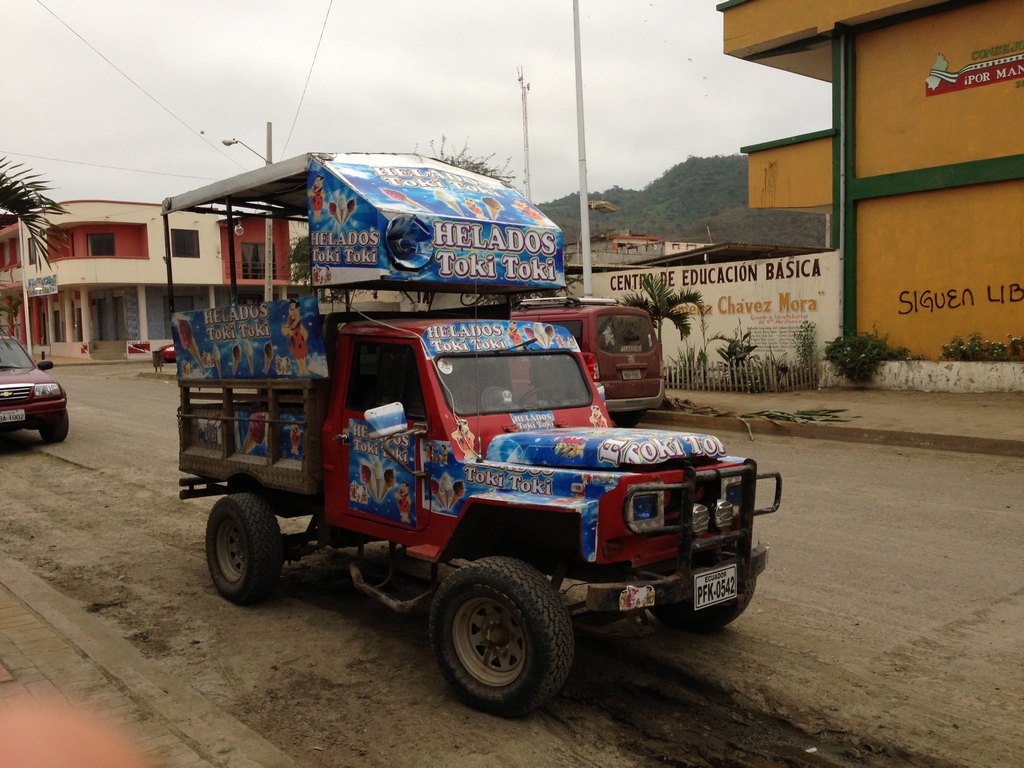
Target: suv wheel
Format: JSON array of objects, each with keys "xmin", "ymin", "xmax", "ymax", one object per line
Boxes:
[
  {"xmin": 611, "ymin": 411, "xmax": 645, "ymax": 428},
  {"xmin": 39, "ymin": 413, "xmax": 69, "ymax": 443}
]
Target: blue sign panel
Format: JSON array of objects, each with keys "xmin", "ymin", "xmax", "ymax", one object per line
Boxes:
[
  {"xmin": 172, "ymin": 295, "xmax": 327, "ymax": 380},
  {"xmin": 307, "ymin": 154, "xmax": 564, "ymax": 292}
]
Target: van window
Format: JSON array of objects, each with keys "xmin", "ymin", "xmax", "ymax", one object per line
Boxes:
[{"xmin": 596, "ymin": 315, "xmax": 655, "ymax": 354}]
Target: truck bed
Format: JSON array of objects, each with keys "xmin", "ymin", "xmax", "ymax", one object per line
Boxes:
[{"xmin": 178, "ymin": 378, "xmax": 328, "ymax": 495}]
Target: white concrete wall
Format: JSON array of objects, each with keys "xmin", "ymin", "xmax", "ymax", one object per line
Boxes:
[{"xmin": 821, "ymin": 361, "xmax": 1024, "ymax": 392}]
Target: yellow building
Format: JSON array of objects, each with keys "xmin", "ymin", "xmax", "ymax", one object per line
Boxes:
[{"xmin": 720, "ymin": 0, "xmax": 1023, "ymax": 359}]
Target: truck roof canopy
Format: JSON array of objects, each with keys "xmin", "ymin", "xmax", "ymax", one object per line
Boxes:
[{"xmin": 163, "ymin": 153, "xmax": 565, "ymax": 295}]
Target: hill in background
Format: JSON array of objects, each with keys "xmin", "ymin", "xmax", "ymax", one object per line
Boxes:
[{"xmin": 538, "ymin": 155, "xmax": 828, "ymax": 248}]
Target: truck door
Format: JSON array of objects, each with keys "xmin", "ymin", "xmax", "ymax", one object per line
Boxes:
[{"xmin": 336, "ymin": 340, "xmax": 429, "ymax": 531}]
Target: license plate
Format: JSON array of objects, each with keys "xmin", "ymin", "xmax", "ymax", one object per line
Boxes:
[
  {"xmin": 622, "ymin": 369, "xmax": 642, "ymax": 380},
  {"xmin": 693, "ymin": 564, "xmax": 737, "ymax": 610},
  {"xmin": 0, "ymin": 409, "xmax": 26, "ymax": 424}
]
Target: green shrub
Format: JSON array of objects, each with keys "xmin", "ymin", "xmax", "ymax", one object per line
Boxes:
[
  {"xmin": 941, "ymin": 333, "xmax": 1024, "ymax": 362},
  {"xmin": 824, "ymin": 331, "xmax": 912, "ymax": 384}
]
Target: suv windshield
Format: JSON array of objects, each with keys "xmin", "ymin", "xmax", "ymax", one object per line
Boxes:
[
  {"xmin": 0, "ymin": 336, "xmax": 34, "ymax": 369},
  {"xmin": 436, "ymin": 352, "xmax": 592, "ymax": 415},
  {"xmin": 596, "ymin": 314, "xmax": 655, "ymax": 354}
]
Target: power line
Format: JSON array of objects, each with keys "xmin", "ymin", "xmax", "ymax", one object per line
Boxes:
[
  {"xmin": 0, "ymin": 150, "xmax": 218, "ymax": 181},
  {"xmin": 282, "ymin": 0, "xmax": 334, "ymax": 157},
  {"xmin": 33, "ymin": 0, "xmax": 245, "ymax": 170}
]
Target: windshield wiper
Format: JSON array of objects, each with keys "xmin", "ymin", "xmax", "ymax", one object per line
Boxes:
[{"xmin": 497, "ymin": 337, "xmax": 538, "ymax": 354}]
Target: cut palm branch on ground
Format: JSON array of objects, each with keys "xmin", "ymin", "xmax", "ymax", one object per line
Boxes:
[{"xmin": 737, "ymin": 408, "xmax": 854, "ymax": 439}]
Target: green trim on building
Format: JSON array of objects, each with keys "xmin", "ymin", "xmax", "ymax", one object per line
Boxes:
[
  {"xmin": 740, "ymin": 129, "xmax": 835, "ymax": 155},
  {"xmin": 850, "ymin": 155, "xmax": 1024, "ymax": 200},
  {"xmin": 715, "ymin": 0, "xmax": 750, "ymax": 10}
]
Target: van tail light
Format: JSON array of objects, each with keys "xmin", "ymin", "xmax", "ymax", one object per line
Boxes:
[{"xmin": 582, "ymin": 352, "xmax": 600, "ymax": 381}]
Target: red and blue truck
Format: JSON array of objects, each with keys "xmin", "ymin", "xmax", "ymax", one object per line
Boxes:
[{"xmin": 162, "ymin": 153, "xmax": 781, "ymax": 716}]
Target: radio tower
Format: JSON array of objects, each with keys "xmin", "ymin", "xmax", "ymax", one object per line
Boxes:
[{"xmin": 518, "ymin": 67, "xmax": 532, "ymax": 200}]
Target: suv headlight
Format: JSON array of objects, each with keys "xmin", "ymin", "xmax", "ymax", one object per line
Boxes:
[
  {"xmin": 34, "ymin": 383, "xmax": 62, "ymax": 398},
  {"xmin": 625, "ymin": 491, "xmax": 663, "ymax": 533}
]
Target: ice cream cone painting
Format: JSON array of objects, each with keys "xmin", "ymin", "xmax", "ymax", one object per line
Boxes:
[
  {"xmin": 177, "ymin": 318, "xmax": 204, "ymax": 368},
  {"xmin": 434, "ymin": 189, "xmax": 462, "ymax": 214},
  {"xmin": 382, "ymin": 188, "xmax": 429, "ymax": 210},
  {"xmin": 231, "ymin": 344, "xmax": 241, "ymax": 375},
  {"xmin": 243, "ymin": 341, "xmax": 254, "ymax": 375},
  {"xmin": 430, "ymin": 473, "xmax": 465, "ymax": 512},
  {"xmin": 240, "ymin": 413, "xmax": 268, "ymax": 455},
  {"xmin": 263, "ymin": 342, "xmax": 274, "ymax": 374},
  {"xmin": 481, "ymin": 196, "xmax": 502, "ymax": 219}
]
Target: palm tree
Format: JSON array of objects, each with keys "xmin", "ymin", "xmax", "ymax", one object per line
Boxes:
[
  {"xmin": 0, "ymin": 157, "xmax": 66, "ymax": 266},
  {"xmin": 621, "ymin": 274, "xmax": 703, "ymax": 342}
]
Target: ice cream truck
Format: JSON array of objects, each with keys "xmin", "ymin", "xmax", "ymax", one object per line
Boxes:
[{"xmin": 162, "ymin": 153, "xmax": 781, "ymax": 716}]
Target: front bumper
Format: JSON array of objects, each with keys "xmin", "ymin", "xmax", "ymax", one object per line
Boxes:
[{"xmin": 584, "ymin": 544, "xmax": 768, "ymax": 612}]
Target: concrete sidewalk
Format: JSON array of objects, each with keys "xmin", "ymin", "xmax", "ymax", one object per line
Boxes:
[
  {"xmin": 650, "ymin": 387, "xmax": 1024, "ymax": 457},
  {"xmin": 0, "ymin": 556, "xmax": 297, "ymax": 768}
]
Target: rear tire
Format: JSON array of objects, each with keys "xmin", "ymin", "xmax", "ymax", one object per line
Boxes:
[
  {"xmin": 611, "ymin": 411, "xmax": 645, "ymax": 428},
  {"xmin": 429, "ymin": 556, "xmax": 574, "ymax": 717},
  {"xmin": 652, "ymin": 577, "xmax": 756, "ymax": 634},
  {"xmin": 39, "ymin": 412, "xmax": 69, "ymax": 443},
  {"xmin": 205, "ymin": 493, "xmax": 283, "ymax": 605}
]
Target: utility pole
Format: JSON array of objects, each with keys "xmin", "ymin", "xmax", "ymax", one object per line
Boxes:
[
  {"xmin": 572, "ymin": 0, "xmax": 593, "ymax": 296},
  {"xmin": 518, "ymin": 67, "xmax": 532, "ymax": 201},
  {"xmin": 263, "ymin": 121, "xmax": 274, "ymax": 302}
]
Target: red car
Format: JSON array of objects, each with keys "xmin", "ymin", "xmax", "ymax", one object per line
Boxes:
[
  {"xmin": 513, "ymin": 297, "xmax": 664, "ymax": 427},
  {"xmin": 0, "ymin": 333, "xmax": 70, "ymax": 443}
]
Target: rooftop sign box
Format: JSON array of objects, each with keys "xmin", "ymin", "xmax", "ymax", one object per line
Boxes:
[{"xmin": 163, "ymin": 152, "xmax": 564, "ymax": 294}]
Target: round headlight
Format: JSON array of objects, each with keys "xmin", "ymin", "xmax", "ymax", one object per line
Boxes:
[
  {"xmin": 713, "ymin": 500, "xmax": 735, "ymax": 529},
  {"xmin": 691, "ymin": 503, "xmax": 709, "ymax": 535}
]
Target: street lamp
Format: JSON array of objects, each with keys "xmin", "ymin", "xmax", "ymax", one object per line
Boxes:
[{"xmin": 222, "ymin": 122, "xmax": 274, "ymax": 301}]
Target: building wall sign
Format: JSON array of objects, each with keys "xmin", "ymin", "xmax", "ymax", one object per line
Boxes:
[
  {"xmin": 926, "ymin": 43, "xmax": 1024, "ymax": 95},
  {"xmin": 593, "ymin": 252, "xmax": 841, "ymax": 361},
  {"xmin": 27, "ymin": 275, "xmax": 57, "ymax": 297}
]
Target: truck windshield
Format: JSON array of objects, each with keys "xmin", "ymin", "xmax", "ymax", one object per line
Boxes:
[{"xmin": 436, "ymin": 352, "xmax": 593, "ymax": 415}]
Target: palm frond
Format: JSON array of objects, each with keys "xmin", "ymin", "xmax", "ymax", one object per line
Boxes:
[{"xmin": 0, "ymin": 157, "xmax": 66, "ymax": 267}]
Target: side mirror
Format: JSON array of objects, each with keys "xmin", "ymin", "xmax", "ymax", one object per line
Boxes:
[
  {"xmin": 37, "ymin": 360, "xmax": 54, "ymax": 371},
  {"xmin": 365, "ymin": 402, "xmax": 407, "ymax": 438}
]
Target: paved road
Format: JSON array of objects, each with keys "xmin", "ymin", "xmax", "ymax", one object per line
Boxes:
[{"xmin": 4, "ymin": 364, "xmax": 1023, "ymax": 767}]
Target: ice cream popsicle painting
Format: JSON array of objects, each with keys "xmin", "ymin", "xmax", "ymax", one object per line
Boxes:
[{"xmin": 171, "ymin": 296, "xmax": 327, "ymax": 381}]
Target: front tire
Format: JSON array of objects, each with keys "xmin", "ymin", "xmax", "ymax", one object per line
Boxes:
[
  {"xmin": 39, "ymin": 412, "xmax": 69, "ymax": 443},
  {"xmin": 429, "ymin": 556, "xmax": 574, "ymax": 717},
  {"xmin": 652, "ymin": 577, "xmax": 756, "ymax": 634},
  {"xmin": 205, "ymin": 493, "xmax": 283, "ymax": 605}
]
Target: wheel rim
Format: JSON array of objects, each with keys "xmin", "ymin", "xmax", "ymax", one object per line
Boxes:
[
  {"xmin": 452, "ymin": 596, "xmax": 527, "ymax": 687},
  {"xmin": 215, "ymin": 518, "xmax": 245, "ymax": 583}
]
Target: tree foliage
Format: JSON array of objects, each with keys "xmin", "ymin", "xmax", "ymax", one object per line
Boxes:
[
  {"xmin": 621, "ymin": 274, "xmax": 703, "ymax": 342},
  {"xmin": 539, "ymin": 155, "xmax": 827, "ymax": 247},
  {"xmin": 425, "ymin": 136, "xmax": 515, "ymax": 186},
  {"xmin": 0, "ymin": 157, "xmax": 66, "ymax": 266}
]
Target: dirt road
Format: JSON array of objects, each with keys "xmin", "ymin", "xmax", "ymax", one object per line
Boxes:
[{"xmin": 1, "ymin": 365, "xmax": 1021, "ymax": 767}]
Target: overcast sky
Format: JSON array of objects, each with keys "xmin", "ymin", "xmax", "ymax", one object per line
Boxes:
[{"xmin": 4, "ymin": 1, "xmax": 831, "ymax": 207}]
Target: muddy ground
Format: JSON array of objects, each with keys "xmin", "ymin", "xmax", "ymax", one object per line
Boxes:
[{"xmin": 1, "ymin": 367, "xmax": 1020, "ymax": 767}]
